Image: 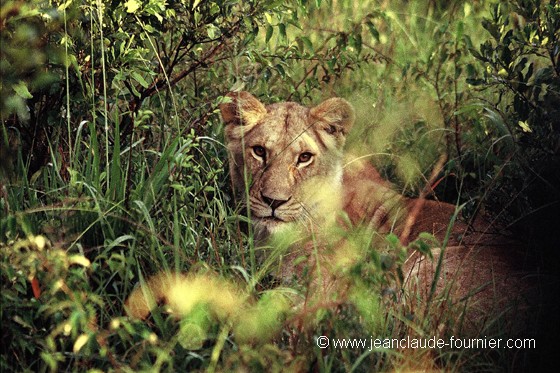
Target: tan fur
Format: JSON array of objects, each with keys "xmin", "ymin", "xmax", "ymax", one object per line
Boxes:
[
  {"xmin": 221, "ymin": 91, "xmax": 353, "ymax": 241},
  {"xmin": 221, "ymin": 92, "xmax": 537, "ymax": 335}
]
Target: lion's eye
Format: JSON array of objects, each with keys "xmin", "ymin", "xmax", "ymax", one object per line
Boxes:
[
  {"xmin": 252, "ymin": 146, "xmax": 266, "ymax": 159},
  {"xmin": 298, "ymin": 152, "xmax": 313, "ymax": 164}
]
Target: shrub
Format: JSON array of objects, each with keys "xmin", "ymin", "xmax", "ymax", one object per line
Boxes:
[{"xmin": 467, "ymin": 1, "xmax": 560, "ymax": 251}]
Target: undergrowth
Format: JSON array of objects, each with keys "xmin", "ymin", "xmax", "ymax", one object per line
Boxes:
[{"xmin": 1, "ymin": 0, "xmax": 558, "ymax": 371}]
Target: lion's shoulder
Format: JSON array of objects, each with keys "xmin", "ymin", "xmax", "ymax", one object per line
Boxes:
[{"xmin": 341, "ymin": 156, "xmax": 474, "ymax": 244}]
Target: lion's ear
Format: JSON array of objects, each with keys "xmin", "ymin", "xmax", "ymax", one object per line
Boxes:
[
  {"xmin": 220, "ymin": 91, "xmax": 267, "ymax": 127},
  {"xmin": 309, "ymin": 97, "xmax": 355, "ymax": 136}
]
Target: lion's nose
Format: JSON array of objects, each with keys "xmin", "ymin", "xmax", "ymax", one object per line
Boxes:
[{"xmin": 261, "ymin": 193, "xmax": 290, "ymax": 211}]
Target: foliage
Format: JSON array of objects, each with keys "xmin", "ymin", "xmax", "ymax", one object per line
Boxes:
[
  {"xmin": 1, "ymin": 0, "xmax": 557, "ymax": 371},
  {"xmin": 467, "ymin": 1, "xmax": 560, "ymax": 241}
]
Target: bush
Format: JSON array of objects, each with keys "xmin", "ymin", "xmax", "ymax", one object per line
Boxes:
[{"xmin": 467, "ymin": 1, "xmax": 560, "ymax": 251}]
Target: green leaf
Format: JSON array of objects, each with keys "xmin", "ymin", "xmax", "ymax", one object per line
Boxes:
[
  {"xmin": 300, "ymin": 36, "xmax": 313, "ymax": 52},
  {"xmin": 131, "ymin": 72, "xmax": 149, "ymax": 88},
  {"xmin": 265, "ymin": 25, "xmax": 273, "ymax": 44},
  {"xmin": 58, "ymin": 0, "xmax": 73, "ymax": 11},
  {"xmin": 469, "ymin": 47, "xmax": 484, "ymax": 61},
  {"xmin": 13, "ymin": 81, "xmax": 33, "ymax": 99},
  {"xmin": 366, "ymin": 20, "xmax": 379, "ymax": 41},
  {"xmin": 500, "ymin": 46, "xmax": 512, "ymax": 65},
  {"xmin": 278, "ymin": 23, "xmax": 287, "ymax": 40},
  {"xmin": 456, "ymin": 20, "xmax": 464, "ymax": 41},
  {"xmin": 207, "ymin": 24, "xmax": 219, "ymax": 39},
  {"xmin": 481, "ymin": 19, "xmax": 500, "ymax": 40},
  {"xmin": 275, "ymin": 64, "xmax": 286, "ymax": 78},
  {"xmin": 352, "ymin": 34, "xmax": 362, "ymax": 54}
]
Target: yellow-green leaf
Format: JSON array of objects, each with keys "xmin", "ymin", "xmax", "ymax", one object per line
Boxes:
[
  {"xmin": 518, "ymin": 120, "xmax": 532, "ymax": 133},
  {"xmin": 13, "ymin": 81, "xmax": 33, "ymax": 99},
  {"xmin": 124, "ymin": 0, "xmax": 140, "ymax": 13},
  {"xmin": 73, "ymin": 334, "xmax": 89, "ymax": 353},
  {"xmin": 68, "ymin": 255, "xmax": 91, "ymax": 267}
]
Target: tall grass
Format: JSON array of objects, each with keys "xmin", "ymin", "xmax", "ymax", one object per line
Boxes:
[{"xmin": 1, "ymin": 0, "xmax": 556, "ymax": 371}]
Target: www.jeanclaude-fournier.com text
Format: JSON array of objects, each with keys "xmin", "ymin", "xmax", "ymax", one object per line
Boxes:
[{"xmin": 316, "ymin": 335, "xmax": 536, "ymax": 351}]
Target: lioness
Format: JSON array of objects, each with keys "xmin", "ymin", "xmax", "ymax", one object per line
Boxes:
[
  {"xmin": 220, "ymin": 91, "xmax": 537, "ymax": 335},
  {"xmin": 221, "ymin": 91, "xmax": 467, "ymax": 243}
]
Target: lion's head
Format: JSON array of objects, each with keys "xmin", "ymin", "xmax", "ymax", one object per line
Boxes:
[{"xmin": 220, "ymin": 92, "xmax": 355, "ymax": 239}]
